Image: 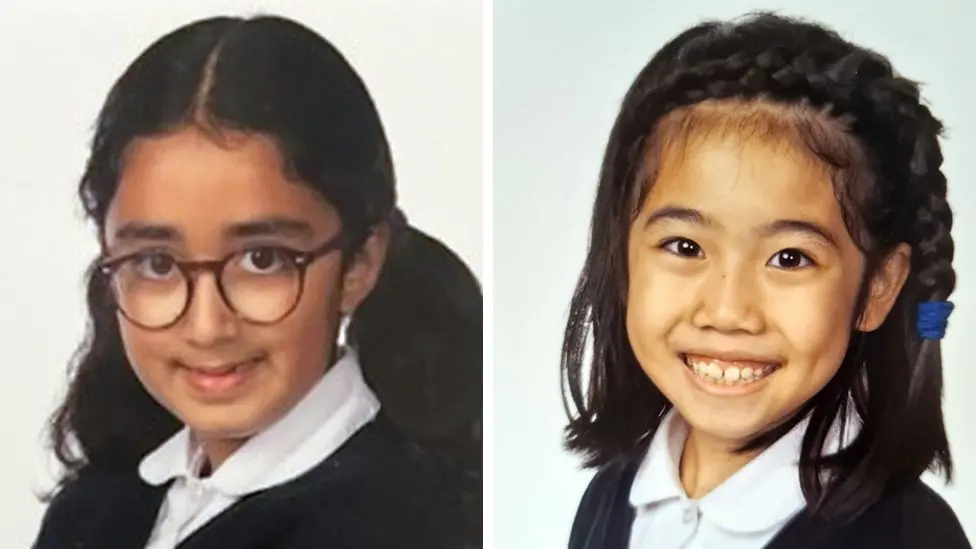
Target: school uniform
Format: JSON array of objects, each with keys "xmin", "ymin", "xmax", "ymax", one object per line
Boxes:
[
  {"xmin": 32, "ymin": 349, "xmax": 464, "ymax": 549},
  {"xmin": 569, "ymin": 410, "xmax": 971, "ymax": 549}
]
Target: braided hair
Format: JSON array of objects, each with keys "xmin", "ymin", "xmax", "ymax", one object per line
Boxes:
[{"xmin": 561, "ymin": 12, "xmax": 955, "ymax": 520}]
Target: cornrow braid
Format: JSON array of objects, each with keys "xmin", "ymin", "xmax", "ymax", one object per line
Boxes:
[{"xmin": 562, "ymin": 11, "xmax": 956, "ymax": 521}]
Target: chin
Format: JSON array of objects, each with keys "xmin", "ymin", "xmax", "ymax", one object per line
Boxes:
[
  {"xmin": 165, "ymin": 396, "xmax": 270, "ymax": 440},
  {"xmin": 183, "ymin": 415, "xmax": 263, "ymax": 441},
  {"xmin": 686, "ymin": 409, "xmax": 775, "ymax": 444},
  {"xmin": 667, "ymin": 389, "xmax": 785, "ymax": 444}
]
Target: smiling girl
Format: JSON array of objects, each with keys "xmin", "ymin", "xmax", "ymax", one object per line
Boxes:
[
  {"xmin": 32, "ymin": 14, "xmax": 481, "ymax": 549},
  {"xmin": 563, "ymin": 12, "xmax": 970, "ymax": 549}
]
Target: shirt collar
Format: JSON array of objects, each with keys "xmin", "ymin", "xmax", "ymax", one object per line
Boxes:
[
  {"xmin": 630, "ymin": 407, "xmax": 858, "ymax": 534},
  {"xmin": 138, "ymin": 347, "xmax": 380, "ymax": 496},
  {"xmin": 629, "ymin": 410, "xmax": 688, "ymax": 508}
]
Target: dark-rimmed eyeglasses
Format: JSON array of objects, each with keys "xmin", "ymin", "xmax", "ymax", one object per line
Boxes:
[{"xmin": 97, "ymin": 233, "xmax": 345, "ymax": 330}]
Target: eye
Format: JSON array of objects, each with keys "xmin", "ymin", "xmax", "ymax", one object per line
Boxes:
[
  {"xmin": 130, "ymin": 252, "xmax": 178, "ymax": 280},
  {"xmin": 767, "ymin": 248, "xmax": 814, "ymax": 270},
  {"xmin": 238, "ymin": 247, "xmax": 293, "ymax": 274},
  {"xmin": 661, "ymin": 238, "xmax": 703, "ymax": 258}
]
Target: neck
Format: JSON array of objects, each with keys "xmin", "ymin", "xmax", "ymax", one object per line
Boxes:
[
  {"xmin": 197, "ymin": 437, "xmax": 247, "ymax": 475},
  {"xmin": 679, "ymin": 428, "xmax": 762, "ymax": 499}
]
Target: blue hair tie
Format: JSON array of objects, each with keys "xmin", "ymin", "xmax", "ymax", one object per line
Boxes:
[{"xmin": 916, "ymin": 301, "xmax": 954, "ymax": 340}]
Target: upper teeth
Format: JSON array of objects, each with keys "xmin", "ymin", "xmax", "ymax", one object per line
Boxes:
[{"xmin": 686, "ymin": 357, "xmax": 775, "ymax": 383}]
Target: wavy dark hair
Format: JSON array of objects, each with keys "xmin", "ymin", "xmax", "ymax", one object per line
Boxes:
[
  {"xmin": 46, "ymin": 14, "xmax": 482, "ymax": 545},
  {"xmin": 562, "ymin": 12, "xmax": 955, "ymax": 521}
]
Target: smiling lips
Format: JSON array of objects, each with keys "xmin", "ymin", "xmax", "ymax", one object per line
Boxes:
[
  {"xmin": 181, "ymin": 358, "xmax": 256, "ymax": 375},
  {"xmin": 682, "ymin": 353, "xmax": 780, "ymax": 385},
  {"xmin": 178, "ymin": 356, "xmax": 262, "ymax": 395}
]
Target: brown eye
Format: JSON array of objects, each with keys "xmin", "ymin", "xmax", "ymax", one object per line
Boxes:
[
  {"xmin": 768, "ymin": 248, "xmax": 813, "ymax": 270},
  {"xmin": 238, "ymin": 247, "xmax": 290, "ymax": 274},
  {"xmin": 662, "ymin": 238, "xmax": 703, "ymax": 258},
  {"xmin": 132, "ymin": 252, "xmax": 177, "ymax": 280}
]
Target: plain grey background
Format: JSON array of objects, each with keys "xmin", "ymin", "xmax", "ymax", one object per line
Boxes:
[
  {"xmin": 0, "ymin": 1, "xmax": 482, "ymax": 545},
  {"xmin": 495, "ymin": 0, "xmax": 975, "ymax": 546}
]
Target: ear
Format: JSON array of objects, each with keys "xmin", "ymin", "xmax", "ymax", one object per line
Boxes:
[
  {"xmin": 856, "ymin": 243, "xmax": 911, "ymax": 332},
  {"xmin": 339, "ymin": 224, "xmax": 390, "ymax": 315}
]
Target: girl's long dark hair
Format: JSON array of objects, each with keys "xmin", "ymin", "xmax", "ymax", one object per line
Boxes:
[
  {"xmin": 562, "ymin": 12, "xmax": 955, "ymax": 522},
  {"xmin": 47, "ymin": 15, "xmax": 481, "ymax": 544}
]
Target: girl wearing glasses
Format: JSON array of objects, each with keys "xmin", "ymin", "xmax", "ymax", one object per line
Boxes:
[{"xmin": 32, "ymin": 15, "xmax": 481, "ymax": 549}]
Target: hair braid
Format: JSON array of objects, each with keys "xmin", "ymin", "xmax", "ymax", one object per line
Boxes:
[
  {"xmin": 881, "ymin": 100, "xmax": 956, "ymax": 484},
  {"xmin": 905, "ymin": 115, "xmax": 955, "ymax": 301}
]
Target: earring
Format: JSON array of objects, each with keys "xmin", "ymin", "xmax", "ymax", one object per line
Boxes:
[{"xmin": 336, "ymin": 312, "xmax": 352, "ymax": 345}]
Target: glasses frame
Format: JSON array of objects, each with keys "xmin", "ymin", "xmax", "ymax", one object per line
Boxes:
[{"xmin": 97, "ymin": 232, "xmax": 346, "ymax": 330}]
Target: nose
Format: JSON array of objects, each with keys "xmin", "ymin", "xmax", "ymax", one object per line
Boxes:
[
  {"xmin": 690, "ymin": 261, "xmax": 765, "ymax": 335},
  {"xmin": 181, "ymin": 273, "xmax": 239, "ymax": 348}
]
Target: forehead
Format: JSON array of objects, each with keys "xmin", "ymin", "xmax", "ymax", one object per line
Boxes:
[
  {"xmin": 105, "ymin": 128, "xmax": 335, "ymax": 239},
  {"xmin": 644, "ymin": 133, "xmax": 841, "ymax": 224},
  {"xmin": 637, "ymin": 100, "xmax": 861, "ymax": 227}
]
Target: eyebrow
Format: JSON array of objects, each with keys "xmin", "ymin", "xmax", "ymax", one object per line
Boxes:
[
  {"xmin": 643, "ymin": 206, "xmax": 716, "ymax": 229},
  {"xmin": 111, "ymin": 216, "xmax": 316, "ymax": 244},
  {"xmin": 759, "ymin": 219, "xmax": 838, "ymax": 247},
  {"xmin": 112, "ymin": 222, "xmax": 180, "ymax": 243},
  {"xmin": 643, "ymin": 205, "xmax": 838, "ymax": 247},
  {"xmin": 224, "ymin": 217, "xmax": 315, "ymax": 240}
]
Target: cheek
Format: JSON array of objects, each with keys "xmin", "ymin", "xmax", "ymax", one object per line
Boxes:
[
  {"xmin": 117, "ymin": 319, "xmax": 174, "ymax": 401},
  {"xmin": 267, "ymin": 266, "xmax": 344, "ymax": 371},
  {"xmin": 769, "ymin": 274, "xmax": 860, "ymax": 374},
  {"xmin": 625, "ymin": 251, "xmax": 689, "ymax": 364}
]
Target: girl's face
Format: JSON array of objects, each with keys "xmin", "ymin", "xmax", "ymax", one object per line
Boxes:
[
  {"xmin": 625, "ymin": 132, "xmax": 907, "ymax": 447},
  {"xmin": 104, "ymin": 128, "xmax": 385, "ymax": 456}
]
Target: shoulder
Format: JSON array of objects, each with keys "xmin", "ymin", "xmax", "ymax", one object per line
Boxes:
[
  {"xmin": 884, "ymin": 480, "xmax": 971, "ymax": 548},
  {"xmin": 814, "ymin": 479, "xmax": 972, "ymax": 549},
  {"xmin": 569, "ymin": 451, "xmax": 642, "ymax": 549},
  {"xmin": 38, "ymin": 466, "xmax": 138, "ymax": 522},
  {"xmin": 305, "ymin": 417, "xmax": 460, "ymax": 501},
  {"xmin": 271, "ymin": 419, "xmax": 467, "ymax": 548},
  {"xmin": 574, "ymin": 457, "xmax": 634, "ymax": 513},
  {"xmin": 32, "ymin": 466, "xmax": 164, "ymax": 548}
]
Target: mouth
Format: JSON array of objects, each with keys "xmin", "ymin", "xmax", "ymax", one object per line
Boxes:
[
  {"xmin": 176, "ymin": 355, "xmax": 264, "ymax": 396},
  {"xmin": 680, "ymin": 352, "xmax": 781, "ymax": 387}
]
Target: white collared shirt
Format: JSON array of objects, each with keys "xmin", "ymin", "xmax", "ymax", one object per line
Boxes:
[
  {"xmin": 628, "ymin": 409, "xmax": 854, "ymax": 549},
  {"xmin": 138, "ymin": 348, "xmax": 380, "ymax": 549}
]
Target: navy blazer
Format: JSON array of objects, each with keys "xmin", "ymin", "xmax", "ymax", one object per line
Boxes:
[
  {"xmin": 569, "ymin": 449, "xmax": 971, "ymax": 549},
  {"xmin": 31, "ymin": 418, "xmax": 465, "ymax": 549}
]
